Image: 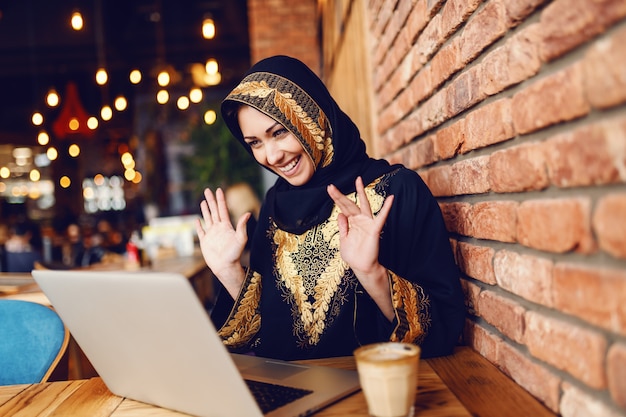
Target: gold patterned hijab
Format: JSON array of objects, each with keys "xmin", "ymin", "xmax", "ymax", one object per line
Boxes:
[{"xmin": 221, "ymin": 55, "xmax": 394, "ymax": 234}]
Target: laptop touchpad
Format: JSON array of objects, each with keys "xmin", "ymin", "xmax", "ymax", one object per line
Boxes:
[{"xmin": 244, "ymin": 360, "xmax": 308, "ymax": 380}]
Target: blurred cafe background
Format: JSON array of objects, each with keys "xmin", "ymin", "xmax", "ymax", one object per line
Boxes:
[{"xmin": 0, "ymin": 0, "xmax": 264, "ymax": 269}]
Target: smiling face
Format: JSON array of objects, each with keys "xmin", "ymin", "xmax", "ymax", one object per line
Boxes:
[{"xmin": 238, "ymin": 105, "xmax": 316, "ymax": 186}]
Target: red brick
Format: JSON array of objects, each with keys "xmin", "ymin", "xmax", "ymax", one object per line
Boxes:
[
  {"xmin": 525, "ymin": 311, "xmax": 607, "ymax": 389},
  {"xmin": 408, "ymin": 64, "xmax": 433, "ymax": 106},
  {"xmin": 460, "ymin": 278, "xmax": 481, "ymax": 316},
  {"xmin": 446, "ymin": 66, "xmax": 485, "ymax": 118},
  {"xmin": 477, "ymin": 290, "xmax": 526, "ymax": 344},
  {"xmin": 450, "ymin": 156, "xmax": 491, "ymax": 195},
  {"xmin": 553, "ymin": 263, "xmax": 626, "ymax": 335},
  {"xmin": 593, "ymin": 193, "xmax": 626, "ymax": 259},
  {"xmin": 406, "ymin": 136, "xmax": 437, "ymax": 170},
  {"xmin": 561, "ymin": 382, "xmax": 624, "ymax": 417},
  {"xmin": 456, "ymin": 242, "xmax": 496, "ymax": 284},
  {"xmin": 584, "ymin": 26, "xmax": 626, "ymax": 109},
  {"xmin": 544, "ymin": 120, "xmax": 624, "ymax": 188},
  {"xmin": 480, "ymin": 23, "xmax": 542, "ymax": 96},
  {"xmin": 469, "ymin": 201, "xmax": 518, "ymax": 243},
  {"xmin": 488, "ymin": 142, "xmax": 549, "ymax": 193},
  {"xmin": 493, "ymin": 250, "xmax": 554, "ymax": 306},
  {"xmin": 462, "ymin": 98, "xmax": 515, "ymax": 153},
  {"xmin": 539, "ymin": 0, "xmax": 626, "ymax": 62},
  {"xmin": 433, "ymin": 119, "xmax": 465, "ymax": 160},
  {"xmin": 439, "ymin": 202, "xmax": 472, "ymax": 235},
  {"xmin": 440, "ymin": 0, "xmax": 482, "ymax": 36},
  {"xmin": 502, "ymin": 0, "xmax": 548, "ymax": 23},
  {"xmin": 418, "ymin": 89, "xmax": 448, "ymax": 132},
  {"xmin": 607, "ymin": 343, "xmax": 626, "ymax": 409},
  {"xmin": 417, "ymin": 13, "xmax": 443, "ymax": 65},
  {"xmin": 511, "ymin": 63, "xmax": 590, "ymax": 134},
  {"xmin": 496, "ymin": 342, "xmax": 561, "ymax": 412},
  {"xmin": 460, "ymin": 0, "xmax": 509, "ymax": 65},
  {"xmin": 516, "ymin": 198, "xmax": 596, "ymax": 254},
  {"xmin": 464, "ymin": 321, "xmax": 501, "ymax": 363},
  {"xmin": 430, "ymin": 39, "xmax": 461, "ymax": 91}
]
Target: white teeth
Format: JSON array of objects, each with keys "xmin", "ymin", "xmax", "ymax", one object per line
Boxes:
[{"xmin": 279, "ymin": 157, "xmax": 299, "ymax": 173}]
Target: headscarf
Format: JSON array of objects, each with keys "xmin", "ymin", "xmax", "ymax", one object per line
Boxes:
[{"xmin": 221, "ymin": 55, "xmax": 395, "ymax": 234}]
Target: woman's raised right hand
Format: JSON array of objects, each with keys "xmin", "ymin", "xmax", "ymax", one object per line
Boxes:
[{"xmin": 195, "ymin": 187, "xmax": 250, "ymax": 298}]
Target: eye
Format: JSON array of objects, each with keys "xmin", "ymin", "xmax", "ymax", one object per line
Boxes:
[
  {"xmin": 245, "ymin": 138, "xmax": 261, "ymax": 148},
  {"xmin": 272, "ymin": 127, "xmax": 288, "ymax": 138}
]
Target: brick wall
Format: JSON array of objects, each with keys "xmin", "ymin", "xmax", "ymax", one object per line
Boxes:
[
  {"xmin": 367, "ymin": 0, "xmax": 626, "ymax": 416},
  {"xmin": 246, "ymin": 0, "xmax": 320, "ymax": 74}
]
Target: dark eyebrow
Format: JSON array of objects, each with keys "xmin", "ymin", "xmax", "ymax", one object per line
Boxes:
[{"xmin": 243, "ymin": 122, "xmax": 282, "ymax": 141}]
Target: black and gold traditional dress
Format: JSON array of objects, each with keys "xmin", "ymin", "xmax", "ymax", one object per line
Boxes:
[{"xmin": 210, "ymin": 56, "xmax": 465, "ymax": 360}]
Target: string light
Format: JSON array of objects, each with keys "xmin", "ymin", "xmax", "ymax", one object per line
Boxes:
[
  {"xmin": 202, "ymin": 17, "xmax": 215, "ymax": 39},
  {"xmin": 70, "ymin": 11, "xmax": 84, "ymax": 31},
  {"xmin": 95, "ymin": 68, "xmax": 108, "ymax": 85}
]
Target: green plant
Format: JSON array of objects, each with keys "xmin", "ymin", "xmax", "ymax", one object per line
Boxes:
[{"xmin": 180, "ymin": 105, "xmax": 263, "ymax": 204}]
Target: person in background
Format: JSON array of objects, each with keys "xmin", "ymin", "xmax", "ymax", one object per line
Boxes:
[
  {"xmin": 196, "ymin": 55, "xmax": 465, "ymax": 360},
  {"xmin": 224, "ymin": 182, "xmax": 261, "ymax": 268},
  {"xmin": 4, "ymin": 219, "xmax": 42, "ymax": 272}
]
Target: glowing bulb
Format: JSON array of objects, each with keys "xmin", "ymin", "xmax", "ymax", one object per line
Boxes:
[
  {"xmin": 37, "ymin": 131, "xmax": 50, "ymax": 145},
  {"xmin": 156, "ymin": 90, "xmax": 169, "ymax": 104},
  {"xmin": 101, "ymin": 105, "xmax": 112, "ymax": 121},
  {"xmin": 30, "ymin": 169, "xmax": 41, "ymax": 182},
  {"xmin": 71, "ymin": 11, "xmax": 84, "ymax": 30},
  {"xmin": 189, "ymin": 87, "xmax": 203, "ymax": 103},
  {"xmin": 69, "ymin": 144, "xmax": 80, "ymax": 157},
  {"xmin": 204, "ymin": 109, "xmax": 216, "ymax": 125},
  {"xmin": 96, "ymin": 68, "xmax": 108, "ymax": 85},
  {"xmin": 32, "ymin": 112, "xmax": 44, "ymax": 126},
  {"xmin": 87, "ymin": 117, "xmax": 99, "ymax": 129},
  {"xmin": 202, "ymin": 18, "xmax": 215, "ymax": 39},
  {"xmin": 47, "ymin": 147, "xmax": 58, "ymax": 161},
  {"xmin": 69, "ymin": 118, "xmax": 80, "ymax": 130},
  {"xmin": 129, "ymin": 69, "xmax": 142, "ymax": 84},
  {"xmin": 205, "ymin": 59, "xmax": 218, "ymax": 75},
  {"xmin": 177, "ymin": 96, "xmax": 190, "ymax": 110},
  {"xmin": 114, "ymin": 96, "xmax": 127, "ymax": 111},
  {"xmin": 46, "ymin": 89, "xmax": 60, "ymax": 107},
  {"xmin": 157, "ymin": 71, "xmax": 170, "ymax": 87},
  {"xmin": 60, "ymin": 176, "xmax": 71, "ymax": 188}
]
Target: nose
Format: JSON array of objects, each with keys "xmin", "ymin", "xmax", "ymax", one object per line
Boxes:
[{"xmin": 264, "ymin": 140, "xmax": 283, "ymax": 166}]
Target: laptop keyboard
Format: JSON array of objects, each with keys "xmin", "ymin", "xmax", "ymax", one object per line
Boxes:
[{"xmin": 245, "ymin": 379, "xmax": 313, "ymax": 414}]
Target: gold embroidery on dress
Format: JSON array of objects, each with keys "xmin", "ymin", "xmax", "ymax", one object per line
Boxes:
[
  {"xmin": 389, "ymin": 271, "xmax": 430, "ymax": 344},
  {"xmin": 272, "ymin": 180, "xmax": 384, "ymax": 347},
  {"xmin": 218, "ymin": 270, "xmax": 262, "ymax": 349},
  {"xmin": 228, "ymin": 79, "xmax": 334, "ymax": 168}
]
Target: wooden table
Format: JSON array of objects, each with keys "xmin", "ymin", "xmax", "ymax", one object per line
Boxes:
[{"xmin": 0, "ymin": 356, "xmax": 470, "ymax": 417}]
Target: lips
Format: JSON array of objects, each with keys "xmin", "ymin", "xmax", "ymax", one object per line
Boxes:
[{"xmin": 278, "ymin": 155, "xmax": 300, "ymax": 174}]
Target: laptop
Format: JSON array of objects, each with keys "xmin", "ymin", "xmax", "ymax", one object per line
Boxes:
[{"xmin": 32, "ymin": 269, "xmax": 361, "ymax": 417}]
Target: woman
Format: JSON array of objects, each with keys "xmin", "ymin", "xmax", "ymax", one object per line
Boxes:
[{"xmin": 196, "ymin": 55, "xmax": 464, "ymax": 360}]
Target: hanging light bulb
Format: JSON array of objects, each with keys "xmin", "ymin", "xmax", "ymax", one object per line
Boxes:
[
  {"xmin": 129, "ymin": 69, "xmax": 142, "ymax": 84},
  {"xmin": 32, "ymin": 112, "xmax": 44, "ymax": 126},
  {"xmin": 157, "ymin": 71, "xmax": 170, "ymax": 87},
  {"xmin": 205, "ymin": 58, "xmax": 218, "ymax": 75},
  {"xmin": 71, "ymin": 10, "xmax": 84, "ymax": 31},
  {"xmin": 189, "ymin": 87, "xmax": 203, "ymax": 103},
  {"xmin": 101, "ymin": 105, "xmax": 113, "ymax": 121},
  {"xmin": 37, "ymin": 131, "xmax": 49, "ymax": 145},
  {"xmin": 46, "ymin": 88, "xmax": 60, "ymax": 107},
  {"xmin": 96, "ymin": 68, "xmax": 108, "ymax": 85},
  {"xmin": 202, "ymin": 17, "xmax": 215, "ymax": 39},
  {"xmin": 177, "ymin": 96, "xmax": 190, "ymax": 110},
  {"xmin": 114, "ymin": 96, "xmax": 128, "ymax": 111},
  {"xmin": 156, "ymin": 90, "xmax": 169, "ymax": 104}
]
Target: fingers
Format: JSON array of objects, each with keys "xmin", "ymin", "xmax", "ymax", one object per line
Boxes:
[
  {"xmin": 201, "ymin": 187, "xmax": 232, "ymax": 225},
  {"xmin": 354, "ymin": 176, "xmax": 372, "ymax": 217},
  {"xmin": 327, "ymin": 177, "xmax": 372, "ymax": 218}
]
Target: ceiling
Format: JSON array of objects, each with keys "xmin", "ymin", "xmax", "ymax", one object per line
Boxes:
[{"xmin": 0, "ymin": 0, "xmax": 251, "ymax": 145}]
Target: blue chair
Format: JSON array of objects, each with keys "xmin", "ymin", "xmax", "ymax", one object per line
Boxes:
[{"xmin": 0, "ymin": 299, "xmax": 70, "ymax": 385}]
